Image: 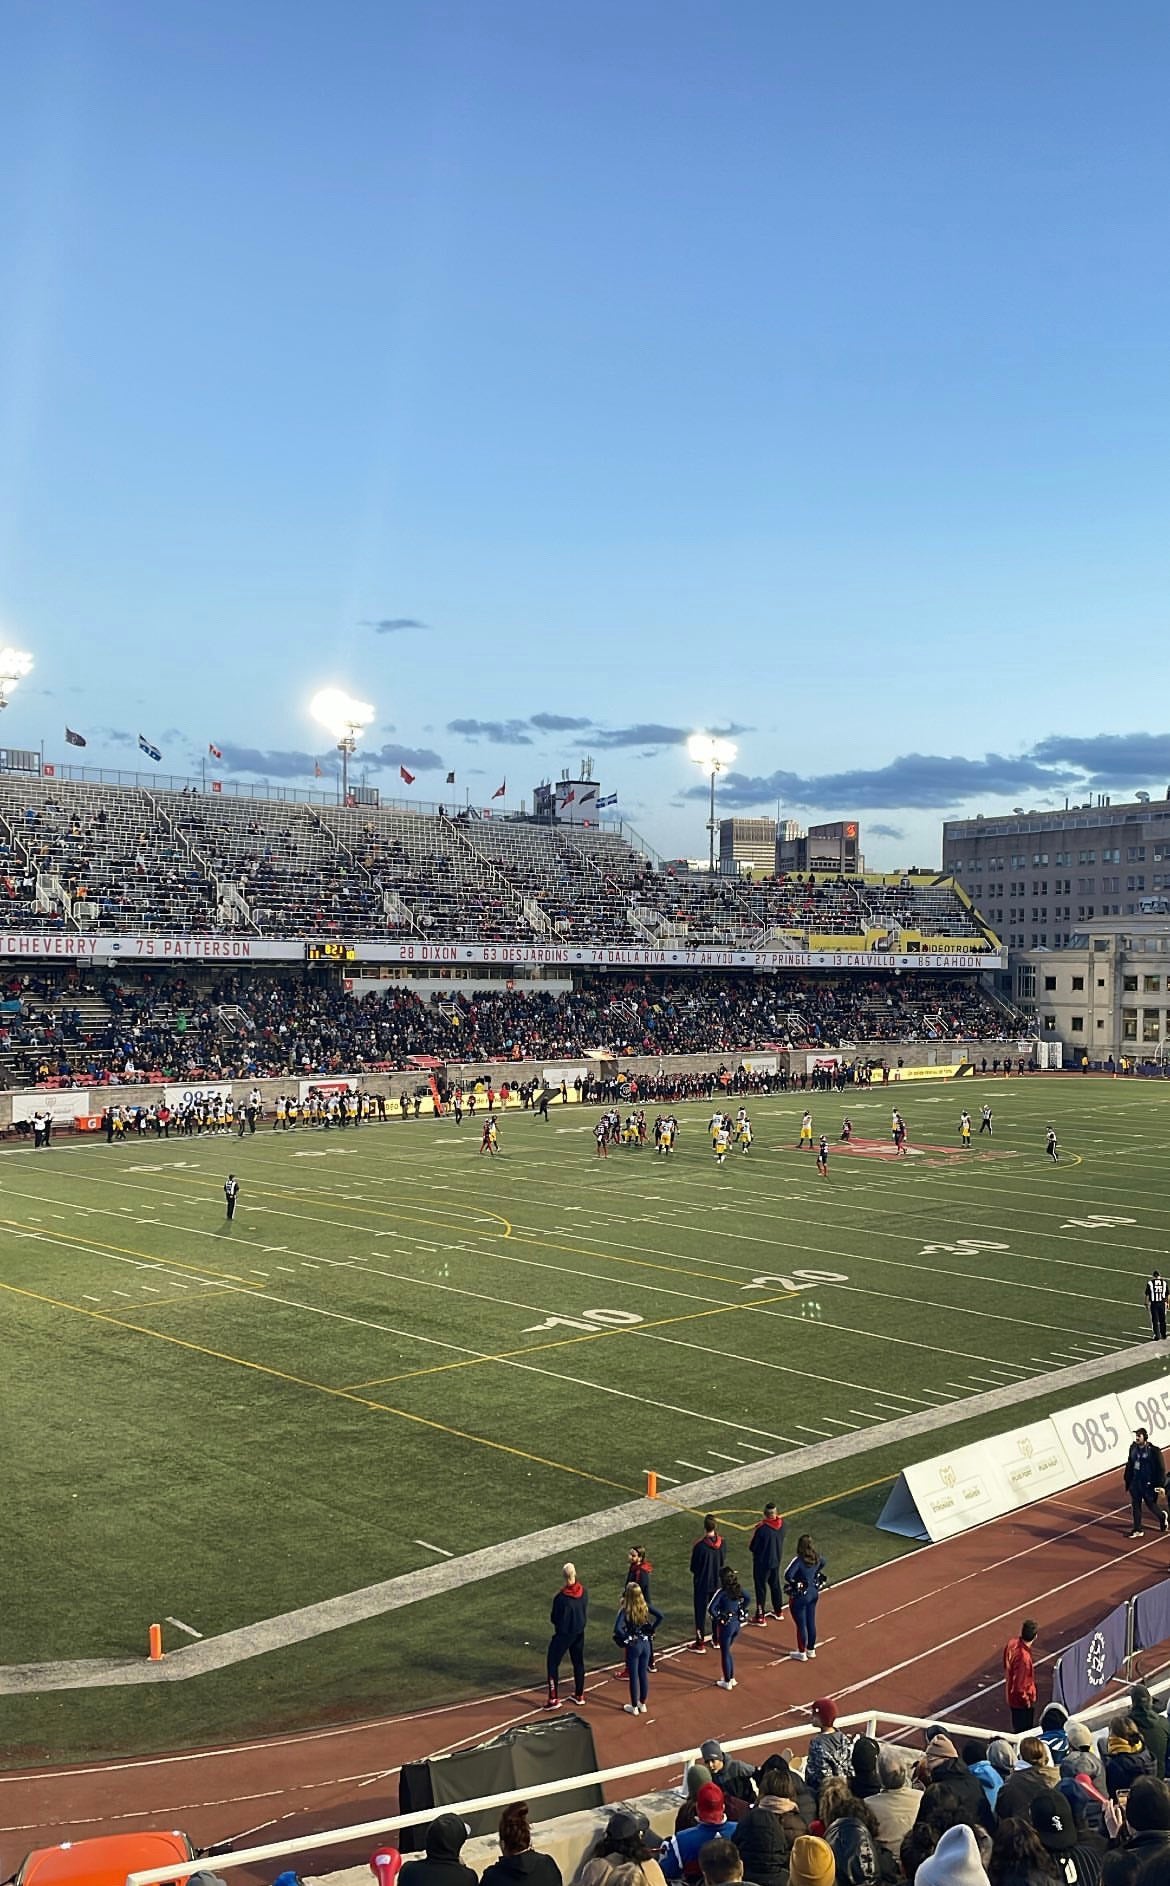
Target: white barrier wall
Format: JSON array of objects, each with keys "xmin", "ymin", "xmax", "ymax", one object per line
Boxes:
[{"xmin": 879, "ymin": 1378, "xmax": 1169, "ymax": 1541}]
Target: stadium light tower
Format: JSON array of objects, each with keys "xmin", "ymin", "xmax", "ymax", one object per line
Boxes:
[
  {"xmin": 687, "ymin": 732, "xmax": 738, "ymax": 876},
  {"xmin": 309, "ymin": 687, "xmax": 375, "ymax": 804},
  {"xmin": 0, "ymin": 646, "xmax": 34, "ymax": 710}
]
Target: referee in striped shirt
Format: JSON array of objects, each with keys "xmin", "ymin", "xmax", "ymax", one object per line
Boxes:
[{"xmin": 1147, "ymin": 1270, "xmax": 1168, "ymax": 1341}]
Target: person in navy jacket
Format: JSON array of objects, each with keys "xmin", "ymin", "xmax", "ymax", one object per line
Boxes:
[
  {"xmin": 690, "ymin": 1515, "xmax": 726, "ymax": 1652},
  {"xmin": 748, "ymin": 1504, "xmax": 785, "ymax": 1625},
  {"xmin": 545, "ymin": 1560, "xmax": 588, "ymax": 1707},
  {"xmin": 784, "ymin": 1533, "xmax": 828, "ymax": 1661}
]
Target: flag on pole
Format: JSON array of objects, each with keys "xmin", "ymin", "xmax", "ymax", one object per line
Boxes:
[
  {"xmin": 492, "ymin": 779, "xmax": 506, "ymax": 799},
  {"xmin": 598, "ymin": 791, "xmax": 618, "ymax": 807},
  {"xmin": 314, "ymin": 761, "xmax": 323, "ymax": 778},
  {"xmin": 138, "ymin": 734, "xmax": 162, "ymax": 763},
  {"xmin": 208, "ymin": 742, "xmax": 223, "ymax": 761},
  {"xmin": 445, "ymin": 770, "xmax": 456, "ymax": 785},
  {"xmin": 64, "ymin": 727, "xmax": 87, "ymax": 748},
  {"xmin": 400, "ymin": 764, "xmax": 416, "ymax": 785}
]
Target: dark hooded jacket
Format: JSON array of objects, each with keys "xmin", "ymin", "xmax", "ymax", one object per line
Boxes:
[
  {"xmin": 923, "ymin": 1758, "xmax": 994, "ymax": 1833},
  {"xmin": 480, "ymin": 1850, "xmax": 563, "ymax": 1886},
  {"xmin": 399, "ymin": 1816, "xmax": 479, "ymax": 1886},
  {"xmin": 690, "ymin": 1532, "xmax": 726, "ymax": 1604},
  {"xmin": 1129, "ymin": 1691, "xmax": 1169, "ymax": 1776},
  {"xmin": 731, "ymin": 1796, "xmax": 802, "ymax": 1886},
  {"xmin": 749, "ymin": 1515, "xmax": 785, "ymax": 1574}
]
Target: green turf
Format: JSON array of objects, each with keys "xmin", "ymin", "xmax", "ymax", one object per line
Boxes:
[{"xmin": 2, "ymin": 1077, "xmax": 1167, "ymax": 1763}]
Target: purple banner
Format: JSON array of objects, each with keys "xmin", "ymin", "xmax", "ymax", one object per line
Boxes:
[
  {"xmin": 1133, "ymin": 1578, "xmax": 1170, "ymax": 1654},
  {"xmin": 1054, "ymin": 1602, "xmax": 1130, "ymax": 1715}
]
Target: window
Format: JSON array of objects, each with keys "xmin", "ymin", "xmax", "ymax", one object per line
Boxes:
[
  {"xmin": 1144, "ymin": 1011, "xmax": 1161, "ymax": 1043},
  {"xmin": 1097, "ymin": 977, "xmax": 1106, "ymax": 988},
  {"xmin": 1043, "ymin": 1014, "xmax": 1057, "ymax": 1032},
  {"xmin": 1097, "ymin": 1019, "xmax": 1105, "ymax": 1029},
  {"xmin": 1123, "ymin": 1009, "xmax": 1138, "ymax": 1040},
  {"xmin": 1071, "ymin": 976, "xmax": 1085, "ymax": 991},
  {"xmin": 1124, "ymin": 975, "xmax": 1139, "ymax": 991},
  {"xmin": 1017, "ymin": 965, "xmax": 1037, "ymax": 1000},
  {"xmin": 1070, "ymin": 1016, "xmax": 1084, "ymax": 1033},
  {"xmin": 1078, "ymin": 850, "xmax": 1096, "ymax": 865},
  {"xmin": 1145, "ymin": 976, "xmax": 1161, "ymax": 992},
  {"xmin": 1044, "ymin": 975, "xmax": 1057, "ymax": 991},
  {"xmin": 1103, "ymin": 847, "xmax": 1121, "ymax": 864},
  {"xmin": 1128, "ymin": 846, "xmax": 1147, "ymax": 862}
]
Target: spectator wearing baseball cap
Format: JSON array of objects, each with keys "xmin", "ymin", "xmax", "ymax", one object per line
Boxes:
[
  {"xmin": 579, "ymin": 1810, "xmax": 666, "ymax": 1886},
  {"xmin": 1029, "ymin": 1790, "xmax": 1105, "ymax": 1886},
  {"xmin": 661, "ymin": 1785, "xmax": 737, "ymax": 1881}
]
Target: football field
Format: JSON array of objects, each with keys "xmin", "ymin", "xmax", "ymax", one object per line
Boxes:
[{"xmin": 2, "ymin": 1074, "xmax": 1166, "ymax": 1759}]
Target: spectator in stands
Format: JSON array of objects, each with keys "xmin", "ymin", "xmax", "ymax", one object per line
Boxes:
[
  {"xmin": 820, "ymin": 1794, "xmax": 888, "ymax": 1883},
  {"xmin": 1028, "ymin": 1793, "xmax": 1105, "ymax": 1886},
  {"xmin": 899, "ymin": 1821, "xmax": 939, "ymax": 1883},
  {"xmin": 1104, "ymin": 1719, "xmax": 1155, "ymax": 1798},
  {"xmin": 806, "ymin": 1699, "xmax": 854, "ymax": 1800},
  {"xmin": 753, "ymin": 1753, "xmax": 817, "ymax": 1827},
  {"xmin": 731, "ymin": 1761, "xmax": 805, "ymax": 1886},
  {"xmin": 1099, "ymin": 1854, "xmax": 1138, "ymax": 1886},
  {"xmin": 997, "ymin": 1740, "xmax": 1062, "ymax": 1822},
  {"xmin": 921, "ymin": 1737, "xmax": 995, "ymax": 1835},
  {"xmin": 1117, "ymin": 1776, "xmax": 1170, "ymax": 1872},
  {"xmin": 661, "ymin": 1785, "xmax": 738, "ymax": 1881},
  {"xmin": 694, "ymin": 1841, "xmax": 743, "ymax": 1886},
  {"xmin": 868, "ymin": 1748, "xmax": 921, "ymax": 1856},
  {"xmin": 1127, "ymin": 1688, "xmax": 1168, "ymax": 1776},
  {"xmin": 1039, "ymin": 1707, "xmax": 1070, "ymax": 1766},
  {"xmin": 675, "ymin": 1768, "xmax": 715, "ymax": 1834},
  {"xmin": 578, "ymin": 1810, "xmax": 666, "ymax": 1886},
  {"xmin": 787, "ymin": 1836, "xmax": 836, "ymax": 1886},
  {"xmin": 1061, "ymin": 1723, "xmax": 1106, "ymax": 1792},
  {"xmin": 967, "ymin": 1740, "xmax": 1014, "ymax": 1812},
  {"xmin": 986, "ymin": 1817, "xmax": 1055, "ymax": 1886},
  {"xmin": 701, "ymin": 1741, "xmax": 758, "ymax": 1807},
  {"xmin": 918, "ymin": 1824, "xmax": 992, "ymax": 1886},
  {"xmin": 397, "ymin": 1815, "xmax": 479, "ymax": 1886},
  {"xmin": 851, "ymin": 1738, "xmax": 882, "ymax": 1800},
  {"xmin": 480, "ymin": 1805, "xmax": 562, "ymax": 1886}
]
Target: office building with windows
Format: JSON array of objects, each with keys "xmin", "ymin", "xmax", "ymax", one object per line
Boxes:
[
  {"xmin": 942, "ymin": 793, "xmax": 1170, "ymax": 952},
  {"xmin": 1013, "ymin": 917, "xmax": 1170, "ymax": 1064}
]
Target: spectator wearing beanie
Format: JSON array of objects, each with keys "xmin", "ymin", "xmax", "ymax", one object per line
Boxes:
[
  {"xmin": 1029, "ymin": 1790, "xmax": 1105, "ymax": 1886},
  {"xmin": 850, "ymin": 1737, "xmax": 882, "ymax": 1800},
  {"xmin": 996, "ymin": 1738, "xmax": 1061, "ymax": 1822},
  {"xmin": 702, "ymin": 1739, "xmax": 758, "ymax": 1806},
  {"xmin": 480, "ymin": 1805, "xmax": 562, "ymax": 1886},
  {"xmin": 676, "ymin": 1767, "xmax": 715, "ymax": 1834},
  {"xmin": 921, "ymin": 1736, "xmax": 994, "ymax": 1835},
  {"xmin": 397, "ymin": 1816, "xmax": 478, "ymax": 1886},
  {"xmin": 787, "ymin": 1836, "xmax": 835, "ymax": 1886},
  {"xmin": 806, "ymin": 1699, "xmax": 854, "ymax": 1800},
  {"xmin": 1128, "ymin": 1687, "xmax": 1169, "ymax": 1776},
  {"xmin": 915, "ymin": 1824, "xmax": 990, "ymax": 1886},
  {"xmin": 661, "ymin": 1785, "xmax": 737, "ymax": 1881},
  {"xmin": 1061, "ymin": 1723, "xmax": 1106, "ymax": 1792},
  {"xmin": 731, "ymin": 1764, "xmax": 804, "ymax": 1886},
  {"xmin": 868, "ymin": 1748, "xmax": 921, "ymax": 1857},
  {"xmin": 1120, "ymin": 1775, "xmax": 1170, "ymax": 1870},
  {"xmin": 1041, "ymin": 1704, "xmax": 1071, "ymax": 1766},
  {"xmin": 1104, "ymin": 1717, "xmax": 1155, "ymax": 1797}
]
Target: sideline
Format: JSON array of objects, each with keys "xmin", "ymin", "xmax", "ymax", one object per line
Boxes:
[{"xmin": 0, "ymin": 1338, "xmax": 1156, "ymax": 1695}]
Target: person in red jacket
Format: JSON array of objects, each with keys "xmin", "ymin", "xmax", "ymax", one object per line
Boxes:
[
  {"xmin": 690, "ymin": 1515, "xmax": 726, "ymax": 1652},
  {"xmin": 1004, "ymin": 1618, "xmax": 1039, "ymax": 1730}
]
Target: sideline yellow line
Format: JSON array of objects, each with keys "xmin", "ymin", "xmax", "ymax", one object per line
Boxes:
[
  {"xmin": 340, "ymin": 1290, "xmax": 798, "ymax": 1391},
  {"xmin": 0, "ymin": 1278, "xmax": 639, "ymax": 1498}
]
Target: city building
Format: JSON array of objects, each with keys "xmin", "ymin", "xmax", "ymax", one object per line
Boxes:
[
  {"xmin": 718, "ymin": 816, "xmax": 777, "ymax": 876},
  {"xmin": 1013, "ymin": 916, "xmax": 1170, "ymax": 1064},
  {"xmin": 942, "ymin": 792, "xmax": 1170, "ymax": 952},
  {"xmin": 776, "ymin": 819, "xmax": 862, "ymax": 874}
]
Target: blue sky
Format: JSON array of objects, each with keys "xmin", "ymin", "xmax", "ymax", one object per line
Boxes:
[{"xmin": 1, "ymin": 0, "xmax": 1167, "ymax": 867}]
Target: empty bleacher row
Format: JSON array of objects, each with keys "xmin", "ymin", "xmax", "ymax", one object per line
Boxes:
[{"xmin": 0, "ymin": 775, "xmax": 991, "ymax": 948}]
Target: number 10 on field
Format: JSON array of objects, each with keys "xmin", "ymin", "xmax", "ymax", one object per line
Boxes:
[{"xmin": 522, "ymin": 1308, "xmax": 645, "ymax": 1333}]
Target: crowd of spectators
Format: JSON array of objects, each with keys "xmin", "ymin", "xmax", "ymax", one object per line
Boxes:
[{"xmin": 0, "ymin": 970, "xmax": 1025, "ymax": 1087}]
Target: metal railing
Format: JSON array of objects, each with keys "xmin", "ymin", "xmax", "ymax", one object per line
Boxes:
[{"xmin": 125, "ymin": 1682, "xmax": 1170, "ymax": 1886}]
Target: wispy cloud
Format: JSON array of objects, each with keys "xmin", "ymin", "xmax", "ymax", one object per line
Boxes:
[
  {"xmin": 869, "ymin": 822, "xmax": 906, "ymax": 840},
  {"xmin": 594, "ymin": 720, "xmax": 751, "ymax": 750},
  {"xmin": 218, "ymin": 744, "xmax": 330, "ymax": 779},
  {"xmin": 691, "ymin": 751, "xmax": 1081, "ymax": 812},
  {"xmin": 99, "ymin": 728, "xmax": 135, "ymax": 748},
  {"xmin": 448, "ymin": 717, "xmax": 534, "ymax": 745},
  {"xmin": 355, "ymin": 742, "xmax": 444, "ymax": 771},
  {"xmin": 360, "ymin": 617, "xmax": 428, "ymax": 634},
  {"xmin": 530, "ymin": 711, "xmax": 594, "ymax": 733}
]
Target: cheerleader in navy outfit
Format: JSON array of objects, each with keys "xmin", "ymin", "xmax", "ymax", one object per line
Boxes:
[
  {"xmin": 784, "ymin": 1533, "xmax": 829, "ymax": 1661},
  {"xmin": 614, "ymin": 1581, "xmax": 655, "ymax": 1715},
  {"xmin": 708, "ymin": 1566, "xmax": 750, "ymax": 1690}
]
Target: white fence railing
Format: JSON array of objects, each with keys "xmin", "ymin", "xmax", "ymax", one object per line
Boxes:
[{"xmin": 125, "ymin": 1678, "xmax": 1170, "ymax": 1886}]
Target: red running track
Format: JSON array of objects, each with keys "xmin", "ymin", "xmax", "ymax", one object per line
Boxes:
[{"xmin": 1, "ymin": 1473, "xmax": 1166, "ymax": 1876}]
